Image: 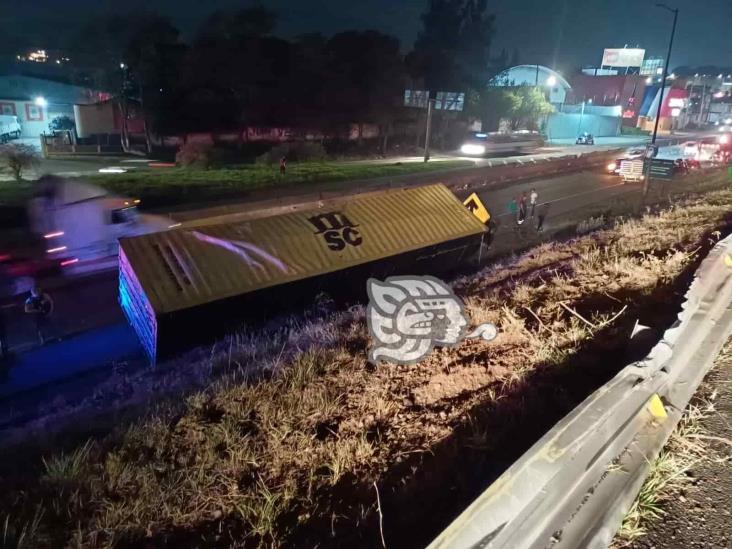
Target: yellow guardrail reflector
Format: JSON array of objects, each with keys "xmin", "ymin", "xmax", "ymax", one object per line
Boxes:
[
  {"xmin": 463, "ymin": 193, "xmax": 491, "ymax": 224},
  {"xmin": 646, "ymin": 394, "xmax": 667, "ymax": 419}
]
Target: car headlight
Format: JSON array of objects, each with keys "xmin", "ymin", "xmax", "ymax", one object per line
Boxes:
[
  {"xmin": 607, "ymin": 162, "xmax": 617, "ymax": 171},
  {"xmin": 461, "ymin": 143, "xmax": 486, "ymax": 155},
  {"xmin": 721, "ymin": 135, "xmax": 729, "ymax": 144}
]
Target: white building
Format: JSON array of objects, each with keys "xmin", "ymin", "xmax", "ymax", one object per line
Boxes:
[
  {"xmin": 0, "ymin": 75, "xmax": 108, "ymax": 139},
  {"xmin": 490, "ymin": 65, "xmax": 572, "ymax": 106}
]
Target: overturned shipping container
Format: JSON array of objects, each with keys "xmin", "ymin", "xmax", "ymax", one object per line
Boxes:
[{"xmin": 119, "ymin": 184, "xmax": 487, "ymax": 362}]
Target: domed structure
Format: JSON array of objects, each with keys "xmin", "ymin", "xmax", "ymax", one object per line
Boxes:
[{"xmin": 490, "ymin": 65, "xmax": 571, "ymax": 105}]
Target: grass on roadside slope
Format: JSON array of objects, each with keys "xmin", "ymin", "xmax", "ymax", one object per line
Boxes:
[
  {"xmin": 81, "ymin": 160, "xmax": 473, "ymax": 208},
  {"xmin": 1, "ymin": 186, "xmax": 731, "ymax": 548}
]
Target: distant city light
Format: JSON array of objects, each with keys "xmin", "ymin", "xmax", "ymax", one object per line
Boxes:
[
  {"xmin": 34, "ymin": 96, "xmax": 47, "ymax": 107},
  {"xmin": 546, "ymin": 75, "xmax": 557, "ymax": 87},
  {"xmin": 645, "ymin": 77, "xmax": 652, "ymax": 84},
  {"xmin": 656, "ymin": 68, "xmax": 663, "ymax": 75},
  {"xmin": 28, "ymin": 49, "xmax": 48, "ymax": 62},
  {"xmin": 120, "ymin": 62, "xmax": 126, "ymax": 69}
]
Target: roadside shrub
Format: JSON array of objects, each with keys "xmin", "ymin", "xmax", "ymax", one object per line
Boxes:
[
  {"xmin": 256, "ymin": 142, "xmax": 328, "ymax": 165},
  {"xmin": 621, "ymin": 126, "xmax": 651, "ymax": 136},
  {"xmin": 176, "ymin": 142, "xmax": 219, "ymax": 169},
  {"xmin": 0, "ymin": 143, "xmax": 40, "ymax": 181}
]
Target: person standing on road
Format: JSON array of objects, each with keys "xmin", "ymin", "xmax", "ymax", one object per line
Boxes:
[
  {"xmin": 508, "ymin": 198, "xmax": 518, "ymax": 225},
  {"xmin": 279, "ymin": 155, "xmax": 287, "ymax": 176},
  {"xmin": 518, "ymin": 192, "xmax": 527, "ymax": 225},
  {"xmin": 24, "ymin": 285, "xmax": 54, "ymax": 345},
  {"xmin": 529, "ymin": 189, "xmax": 538, "ymax": 218},
  {"xmin": 536, "ymin": 203, "xmax": 550, "ymax": 232}
]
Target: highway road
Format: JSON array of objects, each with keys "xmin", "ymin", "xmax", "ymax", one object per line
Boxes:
[{"xmin": 0, "ymin": 130, "xmax": 714, "ymax": 399}]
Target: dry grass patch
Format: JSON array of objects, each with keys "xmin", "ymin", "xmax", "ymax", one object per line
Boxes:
[{"xmin": 1, "ymin": 185, "xmax": 731, "ymax": 547}]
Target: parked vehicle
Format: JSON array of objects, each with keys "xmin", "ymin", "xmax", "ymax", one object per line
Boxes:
[
  {"xmin": 575, "ymin": 132, "xmax": 594, "ymax": 145},
  {"xmin": 0, "ymin": 115, "xmax": 21, "ymax": 143}
]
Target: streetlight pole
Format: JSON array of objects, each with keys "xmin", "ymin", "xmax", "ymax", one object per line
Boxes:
[
  {"xmin": 424, "ymin": 98, "xmax": 435, "ymax": 162},
  {"xmin": 643, "ymin": 3, "xmax": 678, "ymax": 199}
]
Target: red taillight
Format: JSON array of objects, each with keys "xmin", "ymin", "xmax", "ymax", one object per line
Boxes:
[
  {"xmin": 60, "ymin": 258, "xmax": 79, "ymax": 267},
  {"xmin": 0, "ymin": 254, "xmax": 10, "ymax": 262}
]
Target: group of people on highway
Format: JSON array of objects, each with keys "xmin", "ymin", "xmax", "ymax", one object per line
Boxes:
[{"xmin": 508, "ymin": 188, "xmax": 549, "ymax": 231}]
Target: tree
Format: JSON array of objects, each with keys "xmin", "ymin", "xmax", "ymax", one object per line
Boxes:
[
  {"xmin": 324, "ymin": 30, "xmax": 406, "ymax": 148},
  {"xmin": 506, "ymin": 86, "xmax": 554, "ymax": 131},
  {"xmin": 48, "ymin": 116, "xmax": 76, "ymax": 132},
  {"xmin": 466, "ymin": 87, "xmax": 521, "ymax": 131},
  {"xmin": 0, "ymin": 144, "xmax": 39, "ymax": 181},
  {"xmin": 408, "ymin": 0, "xmax": 496, "ymax": 92},
  {"xmin": 181, "ymin": 7, "xmax": 290, "ymax": 130},
  {"xmin": 68, "ymin": 14, "xmax": 185, "ymax": 147}
]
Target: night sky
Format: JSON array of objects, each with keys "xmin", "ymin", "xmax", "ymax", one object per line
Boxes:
[{"xmin": 2, "ymin": 0, "xmax": 731, "ymax": 71}]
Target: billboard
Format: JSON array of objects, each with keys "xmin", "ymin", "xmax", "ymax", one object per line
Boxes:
[
  {"xmin": 602, "ymin": 48, "xmax": 645, "ymax": 68},
  {"xmin": 435, "ymin": 91, "xmax": 465, "ymax": 111},
  {"xmin": 404, "ymin": 90, "xmax": 429, "ymax": 108}
]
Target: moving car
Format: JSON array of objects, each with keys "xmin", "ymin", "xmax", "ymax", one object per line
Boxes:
[
  {"xmin": 607, "ymin": 147, "xmax": 648, "ymax": 175},
  {"xmin": 606, "ymin": 159, "xmax": 623, "ymax": 175},
  {"xmin": 459, "ymin": 131, "xmax": 543, "ymax": 156},
  {"xmin": 682, "ymin": 141, "xmax": 700, "ymax": 158},
  {"xmin": 576, "ymin": 132, "xmax": 594, "ymax": 145}
]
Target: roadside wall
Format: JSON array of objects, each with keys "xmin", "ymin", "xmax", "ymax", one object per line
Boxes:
[{"xmin": 546, "ymin": 112, "xmax": 621, "ymax": 139}]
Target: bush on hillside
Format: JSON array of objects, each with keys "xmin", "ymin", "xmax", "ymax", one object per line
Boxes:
[
  {"xmin": 0, "ymin": 143, "xmax": 40, "ymax": 181},
  {"xmin": 256, "ymin": 142, "xmax": 327, "ymax": 165},
  {"xmin": 176, "ymin": 142, "xmax": 220, "ymax": 169}
]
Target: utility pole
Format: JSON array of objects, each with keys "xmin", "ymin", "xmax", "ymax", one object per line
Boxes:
[
  {"xmin": 424, "ymin": 98, "xmax": 435, "ymax": 162},
  {"xmin": 643, "ymin": 4, "xmax": 678, "ymax": 200}
]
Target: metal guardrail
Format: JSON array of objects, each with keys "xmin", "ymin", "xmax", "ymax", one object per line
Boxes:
[{"xmin": 430, "ymin": 233, "xmax": 732, "ymax": 549}]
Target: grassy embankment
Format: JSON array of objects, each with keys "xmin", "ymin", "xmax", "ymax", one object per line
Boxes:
[{"xmin": 1, "ymin": 175, "xmax": 731, "ymax": 548}]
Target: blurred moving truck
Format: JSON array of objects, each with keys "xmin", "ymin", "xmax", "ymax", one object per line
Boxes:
[{"xmin": 28, "ymin": 177, "xmax": 168, "ymax": 273}]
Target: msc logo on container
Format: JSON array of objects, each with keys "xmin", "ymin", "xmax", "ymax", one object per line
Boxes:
[{"xmin": 308, "ymin": 211, "xmax": 363, "ymax": 251}]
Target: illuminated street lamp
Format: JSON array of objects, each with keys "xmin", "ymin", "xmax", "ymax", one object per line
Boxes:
[
  {"xmin": 34, "ymin": 96, "xmax": 47, "ymax": 107},
  {"xmin": 546, "ymin": 75, "xmax": 557, "ymax": 87}
]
